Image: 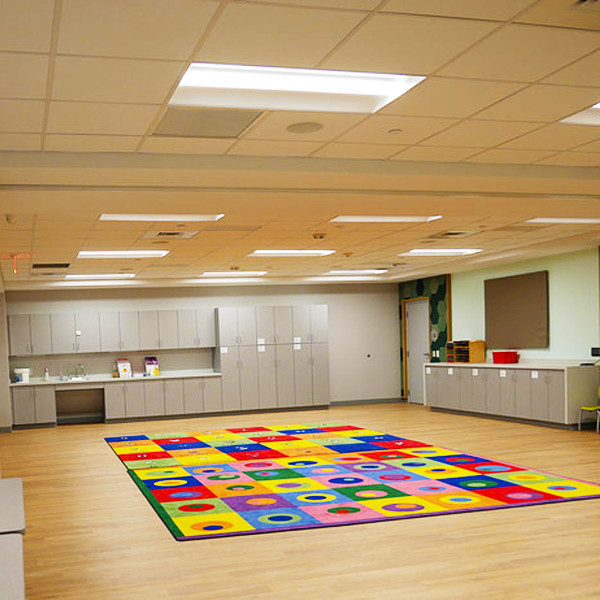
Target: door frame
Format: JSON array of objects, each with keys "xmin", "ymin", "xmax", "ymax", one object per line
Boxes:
[{"xmin": 402, "ymin": 297, "xmax": 430, "ymax": 401}]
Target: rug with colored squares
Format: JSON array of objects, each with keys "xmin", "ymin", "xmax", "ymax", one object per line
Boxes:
[{"xmin": 105, "ymin": 423, "xmax": 600, "ymax": 541}]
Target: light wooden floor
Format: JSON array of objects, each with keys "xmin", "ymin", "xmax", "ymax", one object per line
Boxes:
[{"xmin": 2, "ymin": 404, "xmax": 600, "ymax": 600}]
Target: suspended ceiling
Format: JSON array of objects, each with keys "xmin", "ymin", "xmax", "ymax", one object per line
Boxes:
[{"xmin": 1, "ymin": 0, "xmax": 600, "ymax": 290}]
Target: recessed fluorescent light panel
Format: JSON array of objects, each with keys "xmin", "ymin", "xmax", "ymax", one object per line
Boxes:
[
  {"xmin": 329, "ymin": 269, "xmax": 388, "ymax": 275},
  {"xmin": 400, "ymin": 249, "xmax": 482, "ymax": 256},
  {"xmin": 77, "ymin": 250, "xmax": 169, "ymax": 259},
  {"xmin": 249, "ymin": 250, "xmax": 335, "ymax": 257},
  {"xmin": 307, "ymin": 276, "xmax": 380, "ymax": 282},
  {"xmin": 200, "ymin": 271, "xmax": 267, "ymax": 277},
  {"xmin": 183, "ymin": 278, "xmax": 264, "ymax": 285},
  {"xmin": 65, "ymin": 273, "xmax": 136, "ymax": 280},
  {"xmin": 51, "ymin": 280, "xmax": 140, "ymax": 287},
  {"xmin": 560, "ymin": 101, "xmax": 600, "ymax": 126},
  {"xmin": 170, "ymin": 63, "xmax": 425, "ymax": 114},
  {"xmin": 526, "ymin": 218, "xmax": 600, "ymax": 224},
  {"xmin": 100, "ymin": 214, "xmax": 224, "ymax": 222},
  {"xmin": 330, "ymin": 215, "xmax": 441, "ymax": 223}
]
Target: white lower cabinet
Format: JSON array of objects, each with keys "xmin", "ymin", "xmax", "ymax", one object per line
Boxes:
[
  {"xmin": 124, "ymin": 381, "xmax": 145, "ymax": 418},
  {"xmin": 164, "ymin": 379, "xmax": 184, "ymax": 415},
  {"xmin": 275, "ymin": 344, "xmax": 295, "ymax": 408},
  {"xmin": 257, "ymin": 345, "xmax": 278, "ymax": 409},
  {"xmin": 203, "ymin": 378, "xmax": 223, "ymax": 412},
  {"xmin": 424, "ymin": 364, "xmax": 590, "ymax": 425},
  {"xmin": 104, "ymin": 383, "xmax": 126, "ymax": 420},
  {"xmin": 183, "ymin": 378, "xmax": 203, "ymax": 414},
  {"xmin": 311, "ymin": 342, "xmax": 330, "ymax": 406},
  {"xmin": 12, "ymin": 387, "xmax": 56, "ymax": 425},
  {"xmin": 144, "ymin": 380, "xmax": 165, "ymax": 417},
  {"xmin": 293, "ymin": 344, "xmax": 312, "ymax": 407}
]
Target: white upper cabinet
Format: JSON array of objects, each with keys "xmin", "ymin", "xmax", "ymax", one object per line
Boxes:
[
  {"xmin": 292, "ymin": 305, "xmax": 310, "ymax": 343},
  {"xmin": 99, "ymin": 312, "xmax": 121, "ymax": 352},
  {"xmin": 158, "ymin": 310, "xmax": 179, "ymax": 349},
  {"xmin": 216, "ymin": 307, "xmax": 238, "ymax": 346},
  {"xmin": 177, "ymin": 309, "xmax": 197, "ymax": 348},
  {"xmin": 256, "ymin": 306, "xmax": 275, "ymax": 344},
  {"xmin": 30, "ymin": 314, "xmax": 53, "ymax": 355},
  {"xmin": 138, "ymin": 311, "xmax": 159, "ymax": 350},
  {"xmin": 8, "ymin": 315, "xmax": 31, "ymax": 356},
  {"xmin": 273, "ymin": 306, "xmax": 293, "ymax": 344},
  {"xmin": 50, "ymin": 313, "xmax": 77, "ymax": 354},
  {"xmin": 75, "ymin": 312, "xmax": 101, "ymax": 353},
  {"xmin": 196, "ymin": 309, "xmax": 216, "ymax": 347},
  {"xmin": 119, "ymin": 311, "xmax": 140, "ymax": 351}
]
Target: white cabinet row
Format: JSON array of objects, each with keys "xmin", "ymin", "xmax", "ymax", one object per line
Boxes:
[
  {"xmin": 104, "ymin": 377, "xmax": 222, "ymax": 420},
  {"xmin": 217, "ymin": 305, "xmax": 328, "ymax": 346},
  {"xmin": 217, "ymin": 342, "xmax": 330, "ymax": 411},
  {"xmin": 7, "ymin": 308, "xmax": 216, "ymax": 356},
  {"xmin": 424, "ymin": 365, "xmax": 596, "ymax": 425}
]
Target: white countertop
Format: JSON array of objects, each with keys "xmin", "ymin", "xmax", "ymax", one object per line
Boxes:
[
  {"xmin": 10, "ymin": 369, "xmax": 221, "ymax": 387},
  {"xmin": 426, "ymin": 361, "xmax": 596, "ymax": 370}
]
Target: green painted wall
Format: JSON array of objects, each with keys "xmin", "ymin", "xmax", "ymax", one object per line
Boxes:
[{"xmin": 399, "ymin": 274, "xmax": 449, "ymax": 396}]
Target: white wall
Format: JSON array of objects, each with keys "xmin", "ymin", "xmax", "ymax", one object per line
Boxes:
[
  {"xmin": 0, "ymin": 294, "xmax": 11, "ymax": 432},
  {"xmin": 451, "ymin": 249, "xmax": 599, "ymax": 362},
  {"xmin": 5, "ymin": 284, "xmax": 401, "ymax": 405}
]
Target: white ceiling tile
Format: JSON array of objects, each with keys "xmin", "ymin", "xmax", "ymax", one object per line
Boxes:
[
  {"xmin": 0, "ymin": 0, "xmax": 54, "ymax": 53},
  {"xmin": 337, "ymin": 115, "xmax": 458, "ymax": 145},
  {"xmin": 141, "ymin": 136, "xmax": 235, "ymax": 154},
  {"xmin": 536, "ymin": 152, "xmax": 600, "ymax": 166},
  {"xmin": 381, "ymin": 77, "xmax": 525, "ymax": 118},
  {"xmin": 439, "ymin": 24, "xmax": 600, "ymax": 82},
  {"xmin": 466, "ymin": 148, "xmax": 554, "ymax": 164},
  {"xmin": 516, "ymin": 0, "xmax": 600, "ymax": 31},
  {"xmin": 312, "ymin": 143, "xmax": 406, "ymax": 159},
  {"xmin": 47, "ymin": 102, "xmax": 159, "ymax": 135},
  {"xmin": 543, "ymin": 49, "xmax": 600, "ymax": 88},
  {"xmin": 228, "ymin": 140, "xmax": 322, "ymax": 156},
  {"xmin": 243, "ymin": 112, "xmax": 365, "ymax": 142},
  {"xmin": 390, "ymin": 146, "xmax": 478, "ymax": 162},
  {"xmin": 384, "ymin": 0, "xmax": 536, "ymax": 20},
  {"xmin": 0, "ymin": 133, "xmax": 41, "ymax": 151},
  {"xmin": 574, "ymin": 138, "xmax": 600, "ymax": 152},
  {"xmin": 501, "ymin": 123, "xmax": 600, "ymax": 151},
  {"xmin": 0, "ymin": 99, "xmax": 45, "ymax": 133},
  {"xmin": 58, "ymin": 0, "xmax": 219, "ymax": 59},
  {"xmin": 196, "ymin": 4, "xmax": 366, "ymax": 68},
  {"xmin": 321, "ymin": 13, "xmax": 496, "ymax": 75},
  {"xmin": 45, "ymin": 135, "xmax": 141, "ymax": 152},
  {"xmin": 475, "ymin": 85, "xmax": 600, "ymax": 122},
  {"xmin": 52, "ymin": 57, "xmax": 184, "ymax": 104},
  {"xmin": 257, "ymin": 0, "xmax": 380, "ymax": 8},
  {"xmin": 0, "ymin": 53, "xmax": 49, "ymax": 99},
  {"xmin": 424, "ymin": 120, "xmax": 540, "ymax": 147}
]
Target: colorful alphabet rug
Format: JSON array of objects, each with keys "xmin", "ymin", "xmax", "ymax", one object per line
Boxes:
[{"xmin": 106, "ymin": 423, "xmax": 600, "ymax": 540}]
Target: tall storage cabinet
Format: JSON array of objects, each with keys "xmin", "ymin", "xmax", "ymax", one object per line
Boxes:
[{"xmin": 216, "ymin": 305, "xmax": 330, "ymax": 410}]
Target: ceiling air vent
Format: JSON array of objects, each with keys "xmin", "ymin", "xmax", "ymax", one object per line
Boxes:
[
  {"xmin": 143, "ymin": 230, "xmax": 198, "ymax": 240},
  {"xmin": 154, "ymin": 107, "xmax": 262, "ymax": 138},
  {"xmin": 31, "ymin": 263, "xmax": 71, "ymax": 269},
  {"xmin": 427, "ymin": 231, "xmax": 478, "ymax": 239}
]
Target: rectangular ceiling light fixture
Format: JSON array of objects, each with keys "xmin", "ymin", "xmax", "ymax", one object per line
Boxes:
[
  {"xmin": 170, "ymin": 63, "xmax": 425, "ymax": 114},
  {"xmin": 526, "ymin": 218, "xmax": 600, "ymax": 224},
  {"xmin": 100, "ymin": 214, "xmax": 224, "ymax": 222},
  {"xmin": 78, "ymin": 250, "xmax": 169, "ymax": 258},
  {"xmin": 201, "ymin": 271, "xmax": 267, "ymax": 277},
  {"xmin": 249, "ymin": 249, "xmax": 335, "ymax": 257},
  {"xmin": 65, "ymin": 273, "xmax": 136, "ymax": 279},
  {"xmin": 331, "ymin": 215, "xmax": 441, "ymax": 223},
  {"xmin": 183, "ymin": 278, "xmax": 264, "ymax": 284},
  {"xmin": 329, "ymin": 269, "xmax": 388, "ymax": 275},
  {"xmin": 400, "ymin": 248, "xmax": 482, "ymax": 256},
  {"xmin": 560, "ymin": 100, "xmax": 600, "ymax": 126}
]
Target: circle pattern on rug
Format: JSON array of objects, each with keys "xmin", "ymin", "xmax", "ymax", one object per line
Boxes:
[
  {"xmin": 297, "ymin": 493, "xmax": 337, "ymax": 503},
  {"xmin": 179, "ymin": 503, "xmax": 215, "ymax": 512},
  {"xmin": 257, "ymin": 513, "xmax": 302, "ymax": 525},
  {"xmin": 354, "ymin": 489, "xmax": 388, "ymax": 498},
  {"xmin": 329, "ymin": 477, "xmax": 364, "ymax": 485},
  {"xmin": 191, "ymin": 520, "xmax": 232, "ymax": 532},
  {"xmin": 381, "ymin": 503, "xmax": 424, "ymax": 513},
  {"xmin": 327, "ymin": 506, "xmax": 361, "ymax": 515}
]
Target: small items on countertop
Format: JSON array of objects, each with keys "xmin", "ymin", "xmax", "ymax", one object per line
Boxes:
[
  {"xmin": 117, "ymin": 358, "xmax": 132, "ymax": 378},
  {"xmin": 43, "ymin": 367, "xmax": 50, "ymax": 381},
  {"xmin": 145, "ymin": 356, "xmax": 159, "ymax": 377}
]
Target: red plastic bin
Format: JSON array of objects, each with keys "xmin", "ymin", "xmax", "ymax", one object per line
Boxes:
[{"xmin": 492, "ymin": 351, "xmax": 519, "ymax": 364}]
